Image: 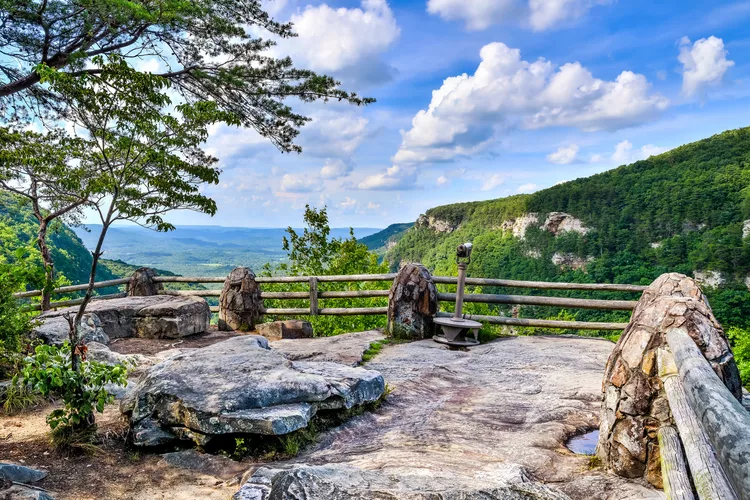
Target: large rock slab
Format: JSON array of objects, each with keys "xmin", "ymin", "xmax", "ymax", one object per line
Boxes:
[
  {"xmin": 121, "ymin": 336, "xmax": 385, "ymax": 447},
  {"xmin": 32, "ymin": 314, "xmax": 109, "ymax": 346},
  {"xmin": 235, "ymin": 463, "xmax": 570, "ymax": 500},
  {"xmin": 238, "ymin": 335, "xmax": 661, "ymax": 500},
  {"xmin": 38, "ymin": 295, "xmax": 210, "ymax": 340},
  {"xmin": 0, "ymin": 463, "xmax": 48, "ymax": 483},
  {"xmin": 271, "ymin": 330, "xmax": 385, "ymax": 366}
]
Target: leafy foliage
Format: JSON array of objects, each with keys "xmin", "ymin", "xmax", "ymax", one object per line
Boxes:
[
  {"xmin": 264, "ymin": 205, "xmax": 390, "ymax": 336},
  {"xmin": 0, "ymin": 0, "xmax": 372, "ymax": 151},
  {"xmin": 20, "ymin": 342, "xmax": 128, "ymax": 430},
  {"xmin": 727, "ymin": 327, "xmax": 750, "ymax": 389}
]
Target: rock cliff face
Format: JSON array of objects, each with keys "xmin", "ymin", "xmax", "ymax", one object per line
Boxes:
[
  {"xmin": 416, "ymin": 214, "xmax": 457, "ymax": 233},
  {"xmin": 693, "ymin": 270, "xmax": 725, "ymax": 288},
  {"xmin": 500, "ymin": 213, "xmax": 540, "ymax": 239},
  {"xmin": 551, "ymin": 252, "xmax": 594, "ymax": 271},
  {"xmin": 542, "ymin": 212, "xmax": 589, "ymax": 236}
]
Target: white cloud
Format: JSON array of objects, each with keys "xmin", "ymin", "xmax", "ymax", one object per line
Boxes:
[
  {"xmin": 517, "ymin": 183, "xmax": 539, "ymax": 193},
  {"xmin": 204, "ymin": 123, "xmax": 269, "ymax": 162},
  {"xmin": 320, "ymin": 159, "xmax": 353, "ymax": 179},
  {"xmin": 367, "ymin": 201, "xmax": 381, "ymax": 210},
  {"xmin": 357, "ymin": 165, "xmax": 417, "ymax": 190},
  {"xmin": 679, "ymin": 36, "xmax": 734, "ymax": 97},
  {"xmin": 280, "ymin": 173, "xmax": 322, "ymax": 193},
  {"xmin": 426, "ymin": 0, "xmax": 607, "ymax": 31},
  {"xmin": 299, "ymin": 110, "xmax": 369, "ymax": 158},
  {"xmin": 282, "ymin": 0, "xmax": 399, "ymax": 83},
  {"xmin": 436, "ymin": 175, "xmax": 449, "ymax": 186},
  {"xmin": 481, "ymin": 173, "xmax": 505, "ymax": 191},
  {"xmin": 340, "ymin": 197, "xmax": 358, "ymax": 210},
  {"xmin": 394, "ymin": 42, "xmax": 668, "ymax": 165},
  {"xmin": 263, "ymin": 0, "xmax": 288, "ymax": 16},
  {"xmin": 611, "ymin": 140, "xmax": 669, "ymax": 164},
  {"xmin": 546, "ymin": 144, "xmax": 579, "ymax": 164}
]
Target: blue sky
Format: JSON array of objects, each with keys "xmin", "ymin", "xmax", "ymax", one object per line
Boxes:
[{"xmin": 166, "ymin": 0, "xmax": 750, "ymax": 228}]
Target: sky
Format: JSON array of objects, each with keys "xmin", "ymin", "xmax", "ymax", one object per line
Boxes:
[{"xmin": 160, "ymin": 0, "xmax": 750, "ymax": 228}]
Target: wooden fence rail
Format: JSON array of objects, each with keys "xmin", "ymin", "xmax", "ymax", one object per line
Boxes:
[{"xmin": 14, "ymin": 272, "xmax": 643, "ymax": 329}]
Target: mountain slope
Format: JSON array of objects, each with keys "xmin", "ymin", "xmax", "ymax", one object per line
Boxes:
[
  {"xmin": 387, "ymin": 126, "xmax": 750, "ymax": 329},
  {"xmin": 360, "ymin": 223, "xmax": 413, "ymax": 253},
  {"xmin": 0, "ymin": 192, "xmax": 117, "ymax": 287}
]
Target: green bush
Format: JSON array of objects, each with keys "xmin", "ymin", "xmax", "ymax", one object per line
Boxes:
[
  {"xmin": 727, "ymin": 326, "xmax": 750, "ymax": 389},
  {"xmin": 20, "ymin": 343, "xmax": 128, "ymax": 432}
]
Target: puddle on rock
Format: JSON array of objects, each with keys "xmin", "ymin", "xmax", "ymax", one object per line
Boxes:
[{"xmin": 566, "ymin": 429, "xmax": 599, "ymax": 455}]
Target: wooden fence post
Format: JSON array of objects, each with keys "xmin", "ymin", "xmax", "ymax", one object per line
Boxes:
[{"xmin": 309, "ymin": 277, "xmax": 319, "ymax": 316}]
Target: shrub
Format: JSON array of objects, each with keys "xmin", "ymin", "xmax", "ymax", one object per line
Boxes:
[
  {"xmin": 727, "ymin": 326, "xmax": 750, "ymax": 389},
  {"xmin": 20, "ymin": 342, "xmax": 128, "ymax": 433}
]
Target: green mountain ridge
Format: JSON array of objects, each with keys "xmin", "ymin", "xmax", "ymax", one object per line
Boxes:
[
  {"xmin": 360, "ymin": 223, "xmax": 414, "ymax": 254},
  {"xmin": 380, "ymin": 126, "xmax": 750, "ymax": 329}
]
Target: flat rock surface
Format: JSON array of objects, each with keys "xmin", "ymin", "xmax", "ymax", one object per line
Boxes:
[
  {"xmin": 238, "ymin": 335, "xmax": 662, "ymax": 500},
  {"xmin": 122, "ymin": 336, "xmax": 385, "ymax": 447},
  {"xmin": 271, "ymin": 330, "xmax": 385, "ymax": 366},
  {"xmin": 39, "ymin": 296, "xmax": 210, "ymax": 340}
]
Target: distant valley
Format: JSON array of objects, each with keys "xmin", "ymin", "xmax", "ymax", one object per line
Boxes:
[{"xmin": 74, "ymin": 225, "xmax": 382, "ymax": 277}]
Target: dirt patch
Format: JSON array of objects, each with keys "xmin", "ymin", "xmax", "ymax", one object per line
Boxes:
[
  {"xmin": 0, "ymin": 404, "xmax": 247, "ymax": 500},
  {"xmin": 108, "ymin": 328, "xmax": 239, "ymax": 356}
]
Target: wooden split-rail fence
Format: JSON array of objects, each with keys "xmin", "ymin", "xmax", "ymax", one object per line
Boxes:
[{"xmin": 15, "ymin": 272, "xmax": 646, "ymax": 331}]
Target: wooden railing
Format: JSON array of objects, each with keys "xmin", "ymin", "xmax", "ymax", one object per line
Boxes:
[
  {"xmin": 658, "ymin": 327, "xmax": 750, "ymax": 500},
  {"xmin": 14, "ymin": 272, "xmax": 646, "ymax": 331}
]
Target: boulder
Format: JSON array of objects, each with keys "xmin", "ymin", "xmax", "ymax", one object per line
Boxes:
[
  {"xmin": 234, "ymin": 463, "xmax": 570, "ymax": 500},
  {"xmin": 0, "ymin": 463, "xmax": 48, "ymax": 483},
  {"xmin": 39, "ymin": 296, "xmax": 210, "ymax": 340},
  {"xmin": 597, "ymin": 273, "xmax": 741, "ymax": 486},
  {"xmin": 386, "ymin": 263, "xmax": 438, "ymax": 339},
  {"xmin": 126, "ymin": 267, "xmax": 163, "ymax": 296},
  {"xmin": 255, "ymin": 320, "xmax": 313, "ymax": 341},
  {"xmin": 32, "ymin": 314, "xmax": 109, "ymax": 346},
  {"xmin": 219, "ymin": 267, "xmax": 264, "ymax": 331},
  {"xmin": 121, "ymin": 336, "xmax": 385, "ymax": 447},
  {"xmin": 0, "ymin": 484, "xmax": 55, "ymax": 500}
]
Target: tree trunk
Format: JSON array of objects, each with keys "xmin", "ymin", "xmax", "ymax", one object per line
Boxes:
[{"xmin": 37, "ymin": 218, "xmax": 53, "ymax": 311}]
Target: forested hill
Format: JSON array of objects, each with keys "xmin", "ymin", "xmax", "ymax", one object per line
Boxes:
[
  {"xmin": 0, "ymin": 192, "xmax": 117, "ymax": 287},
  {"xmin": 360, "ymin": 223, "xmax": 413, "ymax": 253},
  {"xmin": 384, "ymin": 126, "xmax": 750, "ymax": 329}
]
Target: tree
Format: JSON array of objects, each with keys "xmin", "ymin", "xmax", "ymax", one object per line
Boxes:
[
  {"xmin": 33, "ymin": 56, "xmax": 233, "ymax": 430},
  {"xmin": 0, "ymin": 129, "xmax": 92, "ymax": 309},
  {"xmin": 282, "ymin": 205, "xmax": 341, "ymax": 276},
  {"xmin": 0, "ymin": 0, "xmax": 373, "ymax": 152}
]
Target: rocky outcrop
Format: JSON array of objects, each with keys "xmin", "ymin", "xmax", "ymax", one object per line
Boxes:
[
  {"xmin": 500, "ymin": 213, "xmax": 539, "ymax": 239},
  {"xmin": 0, "ymin": 463, "xmax": 52, "ymax": 500},
  {"xmin": 542, "ymin": 212, "xmax": 589, "ymax": 236},
  {"xmin": 219, "ymin": 267, "xmax": 263, "ymax": 331},
  {"xmin": 234, "ymin": 463, "xmax": 570, "ymax": 500},
  {"xmin": 32, "ymin": 313, "xmax": 109, "ymax": 346},
  {"xmin": 744, "ymin": 220, "xmax": 750, "ymax": 239},
  {"xmin": 126, "ymin": 267, "xmax": 163, "ymax": 296},
  {"xmin": 597, "ymin": 273, "xmax": 741, "ymax": 487},
  {"xmin": 122, "ymin": 336, "xmax": 385, "ymax": 448},
  {"xmin": 693, "ymin": 270, "xmax": 725, "ymax": 288},
  {"xmin": 271, "ymin": 330, "xmax": 385, "ymax": 366},
  {"xmin": 551, "ymin": 252, "xmax": 594, "ymax": 271},
  {"xmin": 386, "ymin": 263, "xmax": 438, "ymax": 339},
  {"xmin": 39, "ymin": 295, "xmax": 210, "ymax": 340},
  {"xmin": 416, "ymin": 214, "xmax": 457, "ymax": 233},
  {"xmin": 256, "ymin": 320, "xmax": 313, "ymax": 341},
  {"xmin": 233, "ymin": 334, "xmax": 661, "ymax": 499}
]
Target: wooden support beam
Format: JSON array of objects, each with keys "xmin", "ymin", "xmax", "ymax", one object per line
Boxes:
[
  {"xmin": 309, "ymin": 277, "xmax": 319, "ymax": 316},
  {"xmin": 658, "ymin": 347, "xmax": 739, "ymax": 500},
  {"xmin": 435, "ymin": 312, "xmax": 627, "ymax": 330},
  {"xmin": 665, "ymin": 329, "xmax": 750, "ymax": 500},
  {"xmin": 437, "ymin": 292, "xmax": 637, "ymax": 310},
  {"xmin": 431, "ymin": 276, "xmax": 647, "ymax": 292},
  {"xmin": 658, "ymin": 424, "xmax": 696, "ymax": 500}
]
